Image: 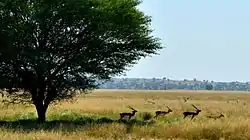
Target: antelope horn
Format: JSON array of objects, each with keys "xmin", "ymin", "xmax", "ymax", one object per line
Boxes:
[
  {"xmin": 127, "ymin": 105, "xmax": 136, "ymax": 111},
  {"xmin": 192, "ymin": 104, "xmax": 198, "ymax": 110},
  {"xmin": 167, "ymin": 106, "xmax": 170, "ymax": 109}
]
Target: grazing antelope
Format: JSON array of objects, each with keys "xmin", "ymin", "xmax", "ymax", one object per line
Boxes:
[
  {"xmin": 183, "ymin": 104, "xmax": 201, "ymax": 120},
  {"xmin": 119, "ymin": 106, "xmax": 138, "ymax": 120},
  {"xmin": 183, "ymin": 97, "xmax": 190, "ymax": 102},
  {"xmin": 236, "ymin": 99, "xmax": 239, "ymax": 103},
  {"xmin": 144, "ymin": 98, "xmax": 156, "ymax": 104},
  {"xmin": 154, "ymin": 106, "xmax": 173, "ymax": 118},
  {"xmin": 207, "ymin": 113, "xmax": 224, "ymax": 120}
]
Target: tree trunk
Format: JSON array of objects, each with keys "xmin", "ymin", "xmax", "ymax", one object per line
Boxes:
[{"xmin": 35, "ymin": 102, "xmax": 48, "ymax": 123}]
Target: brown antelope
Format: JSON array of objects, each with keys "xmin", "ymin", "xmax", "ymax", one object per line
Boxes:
[
  {"xmin": 236, "ymin": 99, "xmax": 240, "ymax": 104},
  {"xmin": 119, "ymin": 106, "xmax": 138, "ymax": 120},
  {"xmin": 183, "ymin": 104, "xmax": 201, "ymax": 120},
  {"xmin": 207, "ymin": 113, "xmax": 224, "ymax": 120},
  {"xmin": 144, "ymin": 98, "xmax": 156, "ymax": 105},
  {"xmin": 154, "ymin": 106, "xmax": 173, "ymax": 118},
  {"xmin": 183, "ymin": 97, "xmax": 190, "ymax": 102}
]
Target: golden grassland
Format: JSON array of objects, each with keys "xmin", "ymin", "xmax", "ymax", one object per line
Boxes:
[{"xmin": 0, "ymin": 90, "xmax": 250, "ymax": 139}]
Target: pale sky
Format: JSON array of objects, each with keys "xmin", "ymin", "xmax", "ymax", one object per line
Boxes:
[{"xmin": 120, "ymin": 0, "xmax": 250, "ymax": 82}]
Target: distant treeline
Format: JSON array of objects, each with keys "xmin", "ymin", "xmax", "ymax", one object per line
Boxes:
[{"xmin": 98, "ymin": 78, "xmax": 250, "ymax": 91}]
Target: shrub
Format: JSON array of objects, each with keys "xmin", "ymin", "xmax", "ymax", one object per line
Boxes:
[{"xmin": 140, "ymin": 112, "xmax": 153, "ymax": 121}]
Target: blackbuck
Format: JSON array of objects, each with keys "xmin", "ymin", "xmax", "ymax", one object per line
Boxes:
[
  {"xmin": 154, "ymin": 106, "xmax": 173, "ymax": 118},
  {"xmin": 119, "ymin": 106, "xmax": 138, "ymax": 120},
  {"xmin": 183, "ymin": 104, "xmax": 201, "ymax": 120},
  {"xmin": 207, "ymin": 113, "xmax": 224, "ymax": 120}
]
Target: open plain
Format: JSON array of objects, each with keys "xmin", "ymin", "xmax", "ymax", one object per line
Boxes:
[{"xmin": 0, "ymin": 90, "xmax": 250, "ymax": 139}]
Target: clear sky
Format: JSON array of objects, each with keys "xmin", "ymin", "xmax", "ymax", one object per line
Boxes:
[{"xmin": 120, "ymin": 0, "xmax": 250, "ymax": 82}]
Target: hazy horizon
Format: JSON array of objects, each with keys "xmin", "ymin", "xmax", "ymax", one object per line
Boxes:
[{"xmin": 118, "ymin": 0, "xmax": 250, "ymax": 82}]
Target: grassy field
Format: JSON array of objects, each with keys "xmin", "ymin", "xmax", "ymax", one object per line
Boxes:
[{"xmin": 0, "ymin": 90, "xmax": 250, "ymax": 139}]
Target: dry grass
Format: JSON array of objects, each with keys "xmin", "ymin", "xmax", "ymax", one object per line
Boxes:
[{"xmin": 0, "ymin": 89, "xmax": 250, "ymax": 139}]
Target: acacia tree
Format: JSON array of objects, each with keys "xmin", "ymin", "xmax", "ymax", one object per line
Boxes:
[{"xmin": 0, "ymin": 0, "xmax": 163, "ymax": 122}]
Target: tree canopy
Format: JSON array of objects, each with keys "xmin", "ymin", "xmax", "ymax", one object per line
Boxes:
[{"xmin": 0, "ymin": 0, "xmax": 163, "ymax": 122}]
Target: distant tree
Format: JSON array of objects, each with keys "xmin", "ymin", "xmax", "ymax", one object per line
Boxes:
[
  {"xmin": 152, "ymin": 77, "xmax": 156, "ymax": 82},
  {"xmin": 0, "ymin": 0, "xmax": 162, "ymax": 122},
  {"xmin": 205, "ymin": 84, "xmax": 213, "ymax": 90},
  {"xmin": 99, "ymin": 78, "xmax": 250, "ymax": 91}
]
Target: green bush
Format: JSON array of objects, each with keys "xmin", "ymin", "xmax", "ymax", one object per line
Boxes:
[{"xmin": 140, "ymin": 112, "xmax": 153, "ymax": 121}]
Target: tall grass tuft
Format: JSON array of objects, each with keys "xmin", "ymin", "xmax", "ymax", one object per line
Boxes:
[{"xmin": 140, "ymin": 112, "xmax": 153, "ymax": 121}]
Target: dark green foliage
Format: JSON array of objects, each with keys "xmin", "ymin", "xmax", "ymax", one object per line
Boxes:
[
  {"xmin": 205, "ymin": 84, "xmax": 213, "ymax": 90},
  {"xmin": 0, "ymin": 0, "xmax": 162, "ymax": 122},
  {"xmin": 100, "ymin": 78, "xmax": 243, "ymax": 91},
  {"xmin": 140, "ymin": 112, "xmax": 153, "ymax": 121}
]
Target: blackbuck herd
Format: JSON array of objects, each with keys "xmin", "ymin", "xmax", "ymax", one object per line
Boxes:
[{"xmin": 119, "ymin": 97, "xmax": 225, "ymax": 121}]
